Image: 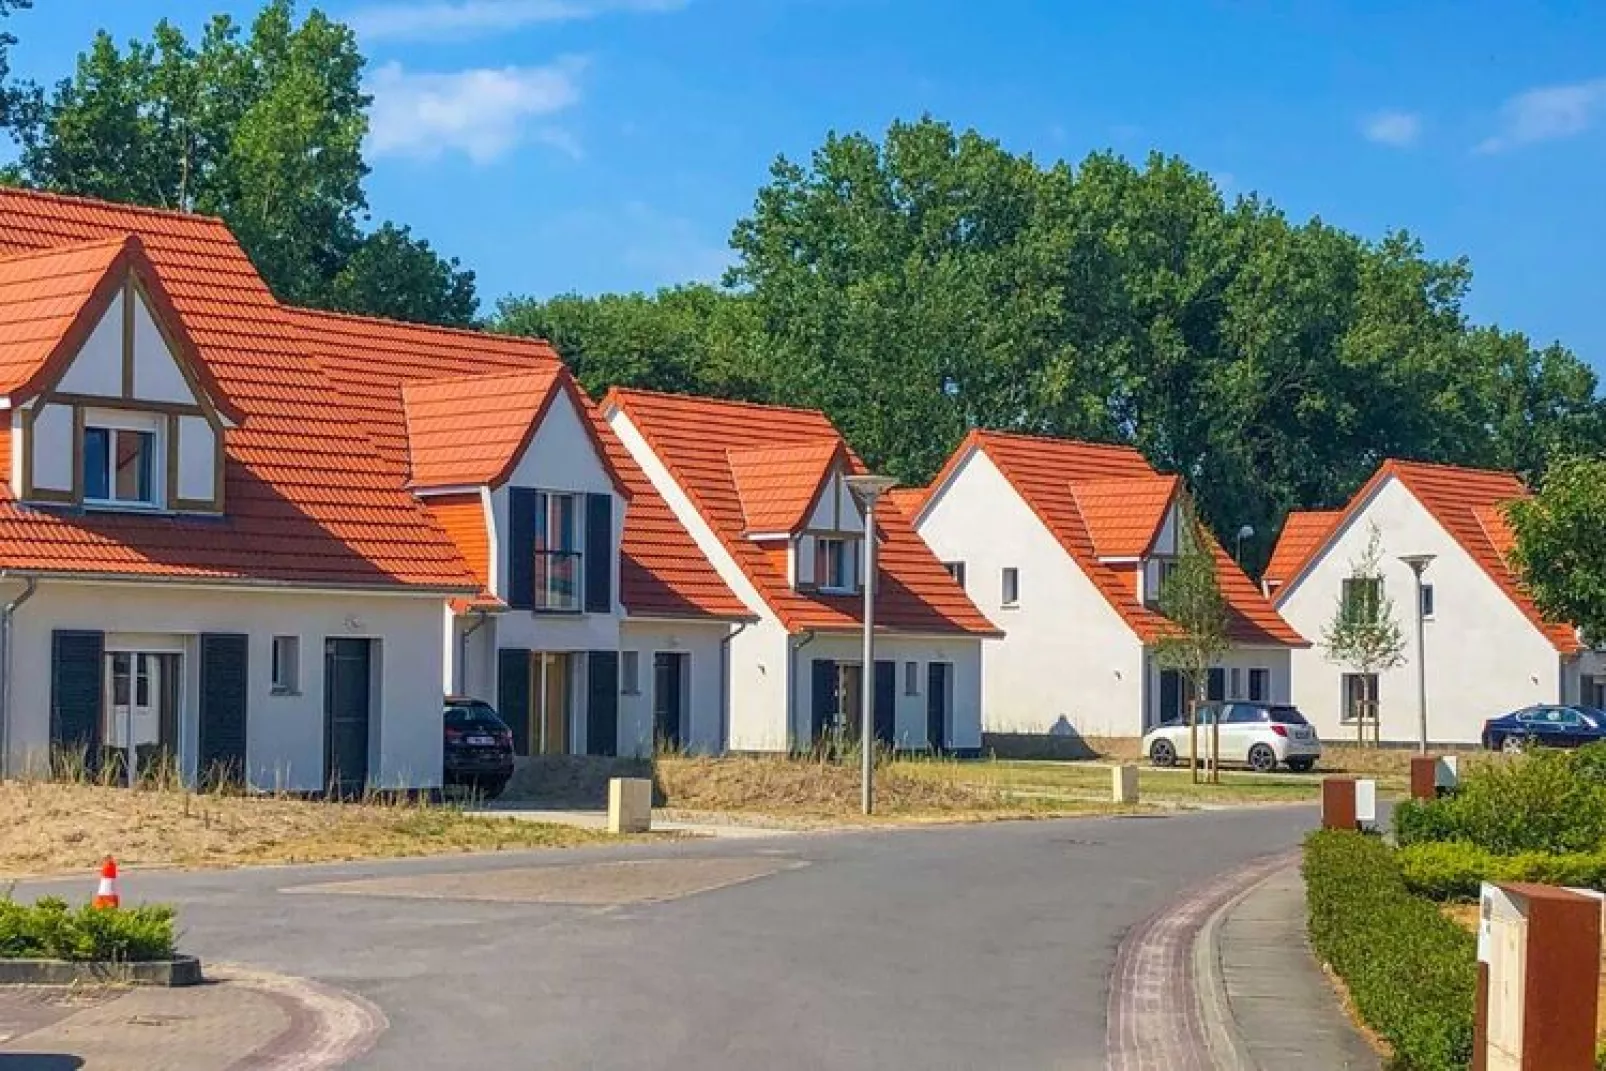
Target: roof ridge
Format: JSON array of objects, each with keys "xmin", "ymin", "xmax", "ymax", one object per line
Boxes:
[
  {"xmin": 1387, "ymin": 456, "xmax": 1527, "ymax": 483},
  {"xmin": 286, "ymin": 302, "xmax": 561, "ymax": 350},
  {"xmin": 404, "ymin": 365, "xmax": 561, "ymax": 391},
  {"xmin": 977, "ymin": 428, "xmax": 1144, "ymax": 454},
  {"xmin": 610, "ymin": 386, "xmax": 838, "ymax": 419},
  {"xmin": 0, "ymin": 185, "xmax": 228, "ymax": 227}
]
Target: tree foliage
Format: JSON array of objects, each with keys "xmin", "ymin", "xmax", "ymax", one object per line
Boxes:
[
  {"xmin": 1321, "ymin": 523, "xmax": 1407, "ymax": 740},
  {"xmin": 1152, "ymin": 502, "xmax": 1231, "ymax": 695},
  {"xmin": 3, "ymin": 1, "xmax": 476, "ymax": 323},
  {"xmin": 1506, "ymin": 456, "xmax": 1606, "ymax": 646}
]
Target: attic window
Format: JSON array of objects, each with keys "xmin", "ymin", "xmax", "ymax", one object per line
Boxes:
[
  {"xmin": 816, "ymin": 537, "xmax": 855, "ymax": 594},
  {"xmin": 83, "ymin": 420, "xmax": 160, "ymax": 508}
]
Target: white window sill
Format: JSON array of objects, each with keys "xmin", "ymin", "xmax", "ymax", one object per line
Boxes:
[
  {"xmin": 1000, "ymin": 602, "xmax": 1020, "ymax": 611},
  {"xmin": 83, "ymin": 500, "xmax": 168, "ymax": 515},
  {"xmin": 270, "ymin": 687, "xmax": 301, "ymax": 697}
]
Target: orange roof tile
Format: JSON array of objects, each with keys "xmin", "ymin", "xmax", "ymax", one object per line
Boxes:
[
  {"xmin": 0, "ymin": 237, "xmax": 128, "ymax": 396},
  {"xmin": 885, "ymin": 487, "xmax": 927, "ymax": 518},
  {"xmin": 283, "ymin": 307, "xmax": 746, "ymax": 621},
  {"xmin": 1071, "ymin": 476, "xmax": 1180, "ymax": 559},
  {"xmin": 1274, "ymin": 459, "xmax": 1577, "ymax": 653},
  {"xmin": 605, "ymin": 388, "xmax": 998, "ymax": 637},
  {"xmin": 0, "ymin": 187, "xmax": 475, "ymax": 591},
  {"xmin": 1264, "ymin": 510, "xmax": 1342, "ymax": 589},
  {"xmin": 926, "ymin": 429, "xmax": 1304, "ymax": 646},
  {"xmin": 727, "ymin": 439, "xmax": 843, "ymax": 535},
  {"xmin": 402, "ymin": 368, "xmax": 563, "ymax": 489}
]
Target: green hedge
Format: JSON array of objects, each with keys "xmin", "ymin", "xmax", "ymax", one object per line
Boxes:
[
  {"xmin": 1398, "ymin": 840, "xmax": 1606, "ymax": 901},
  {"xmin": 0, "ymin": 896, "xmax": 176, "ymax": 962},
  {"xmin": 1304, "ymin": 830, "xmax": 1476, "ymax": 1071},
  {"xmin": 1394, "ymin": 746, "xmax": 1606, "ymax": 854}
]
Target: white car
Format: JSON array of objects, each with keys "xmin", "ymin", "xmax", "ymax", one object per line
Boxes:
[{"xmin": 1142, "ymin": 701, "xmax": 1321, "ymax": 773}]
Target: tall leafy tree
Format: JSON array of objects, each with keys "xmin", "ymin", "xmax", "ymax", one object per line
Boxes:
[
  {"xmin": 1507, "ymin": 456, "xmax": 1606, "ymax": 646},
  {"xmin": 6, "ymin": 1, "xmax": 476, "ymax": 323},
  {"xmin": 0, "ymin": 0, "xmax": 31, "ymax": 128}
]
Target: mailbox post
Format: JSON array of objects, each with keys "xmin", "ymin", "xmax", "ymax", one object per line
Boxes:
[{"xmin": 1474, "ymin": 882, "xmax": 1601, "ymax": 1070}]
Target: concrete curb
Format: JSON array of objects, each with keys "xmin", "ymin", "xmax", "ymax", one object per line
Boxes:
[
  {"xmin": 216, "ymin": 966, "xmax": 388, "ymax": 1071},
  {"xmin": 0, "ymin": 953, "xmax": 202, "ymax": 987},
  {"xmin": 1191, "ymin": 866, "xmax": 1282, "ymax": 1070}
]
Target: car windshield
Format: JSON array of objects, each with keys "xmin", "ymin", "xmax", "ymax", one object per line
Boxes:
[
  {"xmin": 1266, "ymin": 706, "xmax": 1309, "ymax": 725},
  {"xmin": 446, "ymin": 703, "xmax": 506, "ymax": 729}
]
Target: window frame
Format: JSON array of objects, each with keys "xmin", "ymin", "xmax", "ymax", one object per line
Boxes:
[
  {"xmin": 270, "ymin": 635, "xmax": 301, "ymax": 696},
  {"xmin": 1420, "ymin": 582, "xmax": 1435, "ymax": 620},
  {"xmin": 1001, "ymin": 566, "xmax": 1020, "ymax": 608},
  {"xmin": 943, "ymin": 561, "xmax": 967, "ymax": 589},
  {"xmin": 1340, "ymin": 576, "xmax": 1383, "ymax": 623},
  {"xmin": 1340, "ymin": 671, "xmax": 1379, "ymax": 723},
  {"xmin": 904, "ymin": 661, "xmax": 919, "ymax": 696},
  {"xmin": 815, "ymin": 536, "xmax": 854, "ymax": 594},
  {"xmin": 531, "ymin": 490, "xmax": 584, "ymax": 612},
  {"xmin": 81, "ymin": 411, "xmax": 164, "ymax": 510},
  {"xmin": 1248, "ymin": 668, "xmax": 1269, "ymax": 702},
  {"xmin": 621, "ymin": 650, "xmax": 641, "ymax": 696}
]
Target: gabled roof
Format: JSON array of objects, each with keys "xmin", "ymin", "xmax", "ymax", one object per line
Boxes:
[
  {"xmin": 401, "ymin": 367, "xmax": 621, "ymax": 492},
  {"xmin": 285, "ymin": 308, "xmax": 745, "ymax": 621},
  {"xmin": 1264, "ymin": 510, "xmax": 1342, "ymax": 590},
  {"xmin": 605, "ymin": 388, "xmax": 998, "ymax": 637},
  {"xmin": 885, "ymin": 487, "xmax": 927, "ymax": 518},
  {"xmin": 727, "ymin": 439, "xmax": 844, "ymax": 535},
  {"xmin": 1070, "ymin": 476, "xmax": 1181, "ymax": 559},
  {"xmin": 926, "ymin": 429, "xmax": 1304, "ymax": 647},
  {"xmin": 1272, "ymin": 459, "xmax": 1579, "ymax": 653},
  {"xmin": 0, "ymin": 187, "xmax": 474, "ymax": 591}
]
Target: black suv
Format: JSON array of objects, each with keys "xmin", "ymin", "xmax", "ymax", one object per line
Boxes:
[{"xmin": 443, "ymin": 698, "xmax": 515, "ymax": 799}]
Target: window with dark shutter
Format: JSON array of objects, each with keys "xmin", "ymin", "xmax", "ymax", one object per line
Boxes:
[
  {"xmin": 584, "ymin": 493, "xmax": 613, "ymax": 614},
  {"xmin": 497, "ymin": 648, "xmax": 531, "ymax": 756},
  {"xmin": 50, "ymin": 630, "xmax": 104, "ymax": 764},
  {"xmin": 198, "ymin": 633, "xmax": 249, "ymax": 787},
  {"xmin": 586, "ymin": 651, "xmax": 618, "ymax": 756},
  {"xmin": 507, "ymin": 487, "xmax": 536, "ymax": 610},
  {"xmin": 1207, "ymin": 667, "xmax": 1226, "ymax": 702}
]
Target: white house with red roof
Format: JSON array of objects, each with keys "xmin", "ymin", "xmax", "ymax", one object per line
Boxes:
[
  {"xmin": 0, "ymin": 190, "xmax": 477, "ymax": 792},
  {"xmin": 603, "ymin": 389, "xmax": 999, "ymax": 753},
  {"xmin": 1267, "ymin": 459, "xmax": 1606, "ymax": 744},
  {"xmin": 908, "ymin": 430, "xmax": 1307, "ymax": 744},
  {"xmin": 284, "ymin": 307, "xmax": 753, "ymax": 760}
]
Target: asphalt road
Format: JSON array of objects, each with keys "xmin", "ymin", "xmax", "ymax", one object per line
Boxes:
[{"xmin": 16, "ymin": 806, "xmax": 1314, "ymax": 1070}]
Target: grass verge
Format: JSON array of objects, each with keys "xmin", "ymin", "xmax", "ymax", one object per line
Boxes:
[{"xmin": 0, "ymin": 780, "xmax": 611, "ymax": 877}]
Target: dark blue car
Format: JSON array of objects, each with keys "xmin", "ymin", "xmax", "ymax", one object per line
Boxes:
[{"xmin": 1481, "ymin": 705, "xmax": 1606, "ymax": 752}]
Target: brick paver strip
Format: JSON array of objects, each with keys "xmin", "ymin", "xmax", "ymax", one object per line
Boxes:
[{"xmin": 1105, "ymin": 849, "xmax": 1295, "ymax": 1071}]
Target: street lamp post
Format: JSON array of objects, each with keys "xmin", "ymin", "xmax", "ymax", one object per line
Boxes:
[
  {"xmin": 1234, "ymin": 524, "xmax": 1255, "ymax": 566},
  {"xmin": 1399, "ymin": 553, "xmax": 1436, "ymax": 754},
  {"xmin": 845, "ymin": 473, "xmax": 898, "ymax": 816}
]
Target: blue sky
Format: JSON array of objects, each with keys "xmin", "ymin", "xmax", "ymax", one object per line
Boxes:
[{"xmin": 11, "ymin": 1, "xmax": 1606, "ymax": 368}]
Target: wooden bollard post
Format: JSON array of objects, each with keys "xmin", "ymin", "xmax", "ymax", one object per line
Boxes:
[
  {"xmin": 1321, "ymin": 777, "xmax": 1357, "ymax": 831},
  {"xmin": 1409, "ymin": 755, "xmax": 1438, "ymax": 800}
]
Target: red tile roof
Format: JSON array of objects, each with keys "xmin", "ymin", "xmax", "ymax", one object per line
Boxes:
[
  {"xmin": 1071, "ymin": 476, "xmax": 1181, "ymax": 559},
  {"xmin": 605, "ymin": 388, "xmax": 998, "ymax": 636},
  {"xmin": 402, "ymin": 368, "xmax": 563, "ymax": 490},
  {"xmin": 1263, "ymin": 510, "xmax": 1342, "ymax": 589},
  {"xmin": 0, "ymin": 187, "xmax": 475, "ymax": 591},
  {"xmin": 0, "ymin": 238, "xmax": 128, "ymax": 396},
  {"xmin": 885, "ymin": 487, "xmax": 927, "ymax": 518},
  {"xmin": 1272, "ymin": 459, "xmax": 1578, "ymax": 653},
  {"xmin": 927, "ymin": 429, "xmax": 1304, "ymax": 646},
  {"xmin": 284, "ymin": 308, "xmax": 746, "ymax": 621},
  {"xmin": 727, "ymin": 439, "xmax": 843, "ymax": 535}
]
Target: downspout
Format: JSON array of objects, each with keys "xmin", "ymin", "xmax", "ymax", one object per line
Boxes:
[
  {"xmin": 457, "ymin": 609, "xmax": 489, "ymax": 697},
  {"xmin": 717, "ymin": 620, "xmax": 751, "ymax": 752},
  {"xmin": 0, "ymin": 575, "xmax": 39, "ymax": 779},
  {"xmin": 786, "ymin": 629, "xmax": 817, "ymax": 752}
]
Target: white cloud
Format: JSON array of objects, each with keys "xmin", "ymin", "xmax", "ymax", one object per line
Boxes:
[
  {"xmin": 537, "ymin": 202, "xmax": 733, "ymax": 288},
  {"xmin": 1362, "ymin": 110, "xmax": 1421, "ymax": 148},
  {"xmin": 366, "ymin": 59, "xmax": 586, "ymax": 164},
  {"xmin": 347, "ymin": 0, "xmax": 685, "ymax": 41},
  {"xmin": 1478, "ymin": 77, "xmax": 1606, "ymax": 153}
]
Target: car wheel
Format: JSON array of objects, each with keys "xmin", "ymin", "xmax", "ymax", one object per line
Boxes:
[
  {"xmin": 1247, "ymin": 744, "xmax": 1278, "ymax": 773},
  {"xmin": 1149, "ymin": 739, "xmax": 1177, "ymax": 768},
  {"xmin": 1500, "ymin": 734, "xmax": 1526, "ymax": 754},
  {"xmin": 1286, "ymin": 758, "xmax": 1315, "ymax": 773}
]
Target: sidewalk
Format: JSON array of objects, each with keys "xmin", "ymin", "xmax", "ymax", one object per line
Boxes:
[
  {"xmin": 0, "ymin": 965, "xmax": 384, "ymax": 1070},
  {"xmin": 1201, "ymin": 865, "xmax": 1379, "ymax": 1070}
]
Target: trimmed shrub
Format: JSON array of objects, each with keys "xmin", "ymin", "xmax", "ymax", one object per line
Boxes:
[
  {"xmin": 1305, "ymin": 830, "xmax": 1476, "ymax": 1070},
  {"xmin": 1392, "ymin": 747, "xmax": 1606, "ymax": 854},
  {"xmin": 0, "ymin": 896, "xmax": 176, "ymax": 962},
  {"xmin": 1399, "ymin": 841, "xmax": 1606, "ymax": 901}
]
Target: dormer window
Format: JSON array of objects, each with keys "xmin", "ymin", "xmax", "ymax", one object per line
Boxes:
[
  {"xmin": 83, "ymin": 414, "xmax": 162, "ymax": 509},
  {"xmin": 816, "ymin": 537, "xmax": 854, "ymax": 593}
]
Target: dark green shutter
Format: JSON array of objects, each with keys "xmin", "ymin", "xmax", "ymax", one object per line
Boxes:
[
  {"xmin": 507, "ymin": 487, "xmax": 536, "ymax": 611},
  {"xmin": 50, "ymin": 630, "xmax": 103, "ymax": 761},
  {"xmin": 810, "ymin": 659, "xmax": 837, "ymax": 743},
  {"xmin": 497, "ymin": 648, "xmax": 531, "ymax": 756},
  {"xmin": 198, "ymin": 633, "xmax": 249, "ymax": 787},
  {"xmin": 586, "ymin": 651, "xmax": 618, "ymax": 756},
  {"xmin": 584, "ymin": 493, "xmax": 613, "ymax": 614},
  {"xmin": 1207, "ymin": 667, "xmax": 1226, "ymax": 702},
  {"xmin": 874, "ymin": 660, "xmax": 897, "ymax": 745}
]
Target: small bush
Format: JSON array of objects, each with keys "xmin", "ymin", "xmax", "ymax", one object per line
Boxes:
[
  {"xmin": 1392, "ymin": 747, "xmax": 1606, "ymax": 854},
  {"xmin": 1398, "ymin": 840, "xmax": 1606, "ymax": 901},
  {"xmin": 1304, "ymin": 830, "xmax": 1476, "ymax": 1070},
  {"xmin": 0, "ymin": 896, "xmax": 176, "ymax": 962}
]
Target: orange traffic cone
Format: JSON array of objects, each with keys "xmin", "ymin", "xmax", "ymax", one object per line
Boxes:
[{"xmin": 91, "ymin": 857, "xmax": 119, "ymax": 909}]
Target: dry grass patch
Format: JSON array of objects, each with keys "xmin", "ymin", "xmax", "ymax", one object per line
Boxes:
[
  {"xmin": 0, "ymin": 780, "xmax": 610, "ymax": 878},
  {"xmin": 654, "ymin": 754, "xmax": 1130, "ymax": 822}
]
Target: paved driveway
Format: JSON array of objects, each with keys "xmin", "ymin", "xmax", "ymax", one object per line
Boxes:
[{"xmin": 16, "ymin": 806, "xmax": 1313, "ymax": 1070}]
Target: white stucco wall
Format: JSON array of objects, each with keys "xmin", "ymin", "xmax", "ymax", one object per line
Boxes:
[
  {"xmin": 916, "ymin": 448, "xmax": 1146, "ymax": 737},
  {"xmin": 620, "ymin": 618, "xmax": 730, "ymax": 755},
  {"xmin": 790, "ymin": 632, "xmax": 984, "ymax": 750},
  {"xmin": 0, "ymin": 579, "xmax": 447, "ymax": 791},
  {"xmin": 29, "ymin": 403, "xmax": 73, "ymax": 492},
  {"xmin": 176, "ymin": 415, "xmax": 216, "ymax": 502},
  {"xmin": 55, "ymin": 292, "xmax": 122, "ymax": 397},
  {"xmin": 1277, "ymin": 475, "xmax": 1563, "ymax": 744},
  {"xmin": 130, "ymin": 290, "xmax": 194, "ymax": 404}
]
